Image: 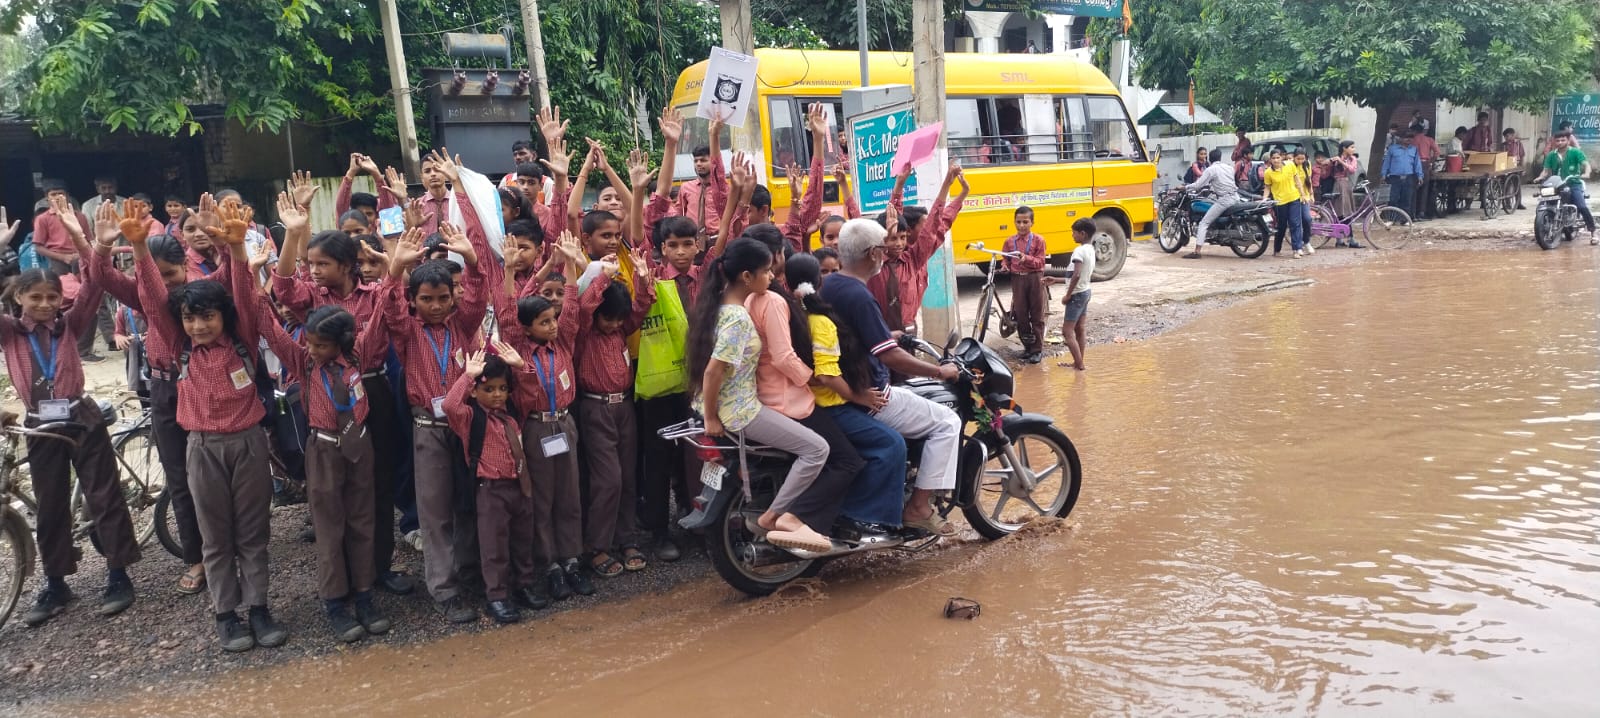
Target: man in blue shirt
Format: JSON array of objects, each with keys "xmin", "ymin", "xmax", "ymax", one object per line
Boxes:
[
  {"xmin": 821, "ymin": 216, "xmax": 963, "ymax": 535},
  {"xmin": 1382, "ymin": 131, "xmax": 1423, "ymax": 222}
]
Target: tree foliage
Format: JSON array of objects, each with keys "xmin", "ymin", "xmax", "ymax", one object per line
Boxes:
[{"xmin": 752, "ymin": 0, "xmax": 962, "ymax": 52}]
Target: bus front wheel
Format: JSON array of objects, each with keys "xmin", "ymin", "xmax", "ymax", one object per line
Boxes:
[{"xmin": 1089, "ymin": 215, "xmax": 1128, "ymax": 282}]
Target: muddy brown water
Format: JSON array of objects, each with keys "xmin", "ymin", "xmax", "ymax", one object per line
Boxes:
[{"xmin": 42, "ymin": 248, "xmax": 1600, "ymax": 717}]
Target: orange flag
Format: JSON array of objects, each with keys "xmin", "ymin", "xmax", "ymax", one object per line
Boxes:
[{"xmin": 1122, "ymin": 0, "xmax": 1133, "ymax": 34}]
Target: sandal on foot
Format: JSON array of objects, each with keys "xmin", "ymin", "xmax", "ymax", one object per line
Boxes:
[
  {"xmin": 176, "ymin": 567, "xmax": 206, "ymax": 595},
  {"xmin": 589, "ymin": 552, "xmax": 624, "ymax": 578},
  {"xmin": 903, "ymin": 513, "xmax": 958, "ymax": 537},
  {"xmin": 767, "ymin": 525, "xmax": 834, "ymax": 553},
  {"xmin": 620, "ymin": 545, "xmax": 648, "ymax": 572},
  {"xmin": 1182, "ymin": 251, "xmax": 1202, "ymax": 259}
]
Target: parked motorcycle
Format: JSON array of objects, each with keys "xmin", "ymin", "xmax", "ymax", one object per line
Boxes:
[
  {"xmin": 1157, "ymin": 187, "xmax": 1274, "ymax": 258},
  {"xmin": 662, "ymin": 333, "xmax": 1082, "ymax": 596},
  {"xmin": 1534, "ymin": 175, "xmax": 1585, "ymax": 250}
]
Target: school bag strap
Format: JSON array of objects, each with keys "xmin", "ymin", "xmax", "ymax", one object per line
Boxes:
[{"xmin": 176, "ymin": 335, "xmax": 257, "ymax": 382}]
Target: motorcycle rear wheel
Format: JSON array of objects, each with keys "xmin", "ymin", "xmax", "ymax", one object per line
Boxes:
[
  {"xmin": 705, "ymin": 488, "xmax": 818, "ymax": 596},
  {"xmin": 963, "ymin": 424, "xmax": 1083, "ymax": 540},
  {"xmin": 1230, "ymin": 217, "xmax": 1270, "ymax": 259}
]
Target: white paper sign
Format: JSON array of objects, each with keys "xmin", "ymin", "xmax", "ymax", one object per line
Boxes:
[{"xmin": 697, "ymin": 47, "xmax": 760, "ymax": 128}]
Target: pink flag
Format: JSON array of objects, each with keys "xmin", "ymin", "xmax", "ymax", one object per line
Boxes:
[{"xmin": 891, "ymin": 121, "xmax": 943, "ymax": 177}]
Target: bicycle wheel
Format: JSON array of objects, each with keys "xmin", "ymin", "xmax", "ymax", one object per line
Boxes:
[
  {"xmin": 1308, "ymin": 204, "xmax": 1338, "ymax": 248},
  {"xmin": 112, "ymin": 425, "xmax": 164, "ymax": 548},
  {"xmin": 971, "ymin": 288, "xmax": 994, "ymax": 343},
  {"xmin": 1364, "ymin": 206, "xmax": 1415, "ymax": 250},
  {"xmin": 153, "ymin": 489, "xmax": 182, "ymax": 559},
  {"xmin": 0, "ymin": 507, "xmax": 33, "ymax": 629}
]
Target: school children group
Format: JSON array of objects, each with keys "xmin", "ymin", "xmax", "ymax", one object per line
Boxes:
[{"xmin": 0, "ymin": 99, "xmax": 1083, "ymax": 652}]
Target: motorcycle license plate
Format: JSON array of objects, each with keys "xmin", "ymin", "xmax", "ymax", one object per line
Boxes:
[{"xmin": 700, "ymin": 462, "xmax": 724, "ymax": 491}]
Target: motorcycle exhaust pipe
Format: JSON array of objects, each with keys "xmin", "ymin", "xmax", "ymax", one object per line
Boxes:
[{"xmin": 742, "ymin": 542, "xmax": 806, "ymax": 567}]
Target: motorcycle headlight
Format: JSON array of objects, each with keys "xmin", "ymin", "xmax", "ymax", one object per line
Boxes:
[{"xmin": 1540, "ymin": 187, "xmax": 1556, "ymax": 197}]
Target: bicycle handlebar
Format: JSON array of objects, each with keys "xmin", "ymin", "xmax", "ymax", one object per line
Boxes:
[
  {"xmin": 2, "ymin": 423, "xmax": 82, "ymax": 448},
  {"xmin": 965, "ymin": 242, "xmax": 1020, "ymax": 259}
]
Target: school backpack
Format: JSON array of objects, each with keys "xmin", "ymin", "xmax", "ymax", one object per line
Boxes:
[
  {"xmin": 175, "ymin": 335, "xmax": 277, "ymax": 426},
  {"xmin": 15, "ymin": 232, "xmax": 41, "ymax": 272}
]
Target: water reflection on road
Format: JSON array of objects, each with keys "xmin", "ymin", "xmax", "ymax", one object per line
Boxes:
[{"xmin": 58, "ymin": 249, "xmax": 1600, "ymax": 716}]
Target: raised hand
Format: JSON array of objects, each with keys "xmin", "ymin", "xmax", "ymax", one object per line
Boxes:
[
  {"xmin": 391, "ymin": 227, "xmax": 426, "ymax": 273},
  {"xmin": 586, "ymin": 138, "xmax": 610, "ymax": 169},
  {"xmin": 403, "ymin": 197, "xmax": 433, "ymax": 231},
  {"xmin": 491, "ymin": 339, "xmax": 525, "ymax": 369},
  {"xmin": 438, "ymin": 222, "xmax": 477, "ymax": 265},
  {"xmin": 208, "ymin": 201, "xmax": 252, "ymax": 246},
  {"xmin": 626, "ymin": 148, "xmax": 651, "ymax": 191},
  {"xmin": 290, "ymin": 170, "xmax": 319, "ymax": 208},
  {"xmin": 542, "ymin": 135, "xmax": 571, "ymax": 179},
  {"xmin": 805, "ymin": 102, "xmax": 827, "ymax": 136},
  {"xmin": 555, "ymin": 231, "xmax": 584, "ymax": 266},
  {"xmin": 464, "ymin": 349, "xmax": 487, "ymax": 378},
  {"xmin": 426, "ymin": 148, "xmax": 461, "ymax": 184},
  {"xmin": 729, "ymin": 151, "xmax": 751, "ymax": 192},
  {"xmin": 346, "ymin": 153, "xmax": 362, "ymax": 178},
  {"xmin": 630, "ymin": 245, "xmax": 653, "ymax": 284},
  {"xmin": 198, "ymin": 192, "xmax": 217, "ymax": 216},
  {"xmin": 786, "ymin": 162, "xmax": 804, "ymax": 195},
  {"xmin": 276, "ymin": 192, "xmax": 308, "ymax": 234},
  {"xmin": 94, "ymin": 200, "xmax": 122, "ymax": 246},
  {"xmin": 117, "ymin": 198, "xmax": 151, "ymax": 245},
  {"xmin": 538, "ymin": 105, "xmax": 567, "ymax": 143},
  {"xmin": 358, "ymin": 236, "xmax": 389, "ymax": 266},
  {"xmin": 883, "ymin": 198, "xmax": 899, "ymax": 232},
  {"xmin": 50, "ymin": 195, "xmax": 84, "ymax": 241},
  {"xmin": 0, "ymin": 207, "xmax": 19, "ymax": 250},
  {"xmin": 249, "ymin": 239, "xmax": 273, "ymax": 271},
  {"xmin": 598, "ymin": 253, "xmax": 620, "ymax": 279},
  {"xmin": 659, "ymin": 106, "xmax": 683, "ymax": 144},
  {"xmin": 708, "ymin": 106, "xmax": 725, "ymax": 140},
  {"xmin": 383, "ymin": 166, "xmax": 409, "ymax": 204},
  {"xmin": 832, "ymin": 163, "xmax": 848, "ymax": 184},
  {"xmin": 356, "ymin": 153, "xmax": 380, "ymax": 177}
]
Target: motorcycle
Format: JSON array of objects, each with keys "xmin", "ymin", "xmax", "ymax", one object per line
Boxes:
[
  {"xmin": 1157, "ymin": 187, "xmax": 1274, "ymax": 258},
  {"xmin": 661, "ymin": 333, "xmax": 1082, "ymax": 596},
  {"xmin": 1534, "ymin": 175, "xmax": 1585, "ymax": 250}
]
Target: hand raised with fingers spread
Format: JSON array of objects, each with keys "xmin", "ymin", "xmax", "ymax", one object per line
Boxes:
[
  {"xmin": 50, "ymin": 195, "xmax": 85, "ymax": 241},
  {"xmin": 805, "ymin": 102, "xmax": 827, "ymax": 136},
  {"xmin": 383, "ymin": 166, "xmax": 409, "ymax": 204},
  {"xmin": 249, "ymin": 238, "xmax": 273, "ymax": 271},
  {"xmin": 630, "ymin": 245, "xmax": 654, "ymax": 284},
  {"xmin": 555, "ymin": 231, "xmax": 584, "ymax": 266},
  {"xmin": 210, "ymin": 202, "xmax": 252, "ymax": 246},
  {"xmin": 659, "ymin": 107, "xmax": 683, "ymax": 144},
  {"xmin": 276, "ymin": 192, "xmax": 308, "ymax": 235},
  {"xmin": 403, "ymin": 197, "xmax": 432, "ymax": 231},
  {"xmin": 391, "ymin": 227, "xmax": 426, "ymax": 273},
  {"xmin": 542, "ymin": 135, "xmax": 571, "ymax": 178},
  {"xmin": 626, "ymin": 148, "xmax": 651, "ymax": 191},
  {"xmin": 491, "ymin": 339, "xmax": 525, "ymax": 369},
  {"xmin": 426, "ymin": 148, "xmax": 461, "ymax": 184},
  {"xmin": 94, "ymin": 200, "xmax": 122, "ymax": 246},
  {"xmin": 538, "ymin": 105, "xmax": 567, "ymax": 143},
  {"xmin": 198, "ymin": 192, "xmax": 217, "ymax": 216},
  {"xmin": 729, "ymin": 151, "xmax": 750, "ymax": 191},
  {"xmin": 598, "ymin": 253, "xmax": 620, "ymax": 279},
  {"xmin": 117, "ymin": 198, "xmax": 151, "ymax": 245},
  {"xmin": 0, "ymin": 207, "xmax": 19, "ymax": 250},
  {"xmin": 786, "ymin": 163, "xmax": 805, "ymax": 194},
  {"xmin": 290, "ymin": 170, "xmax": 319, "ymax": 208},
  {"xmin": 464, "ymin": 349, "xmax": 487, "ymax": 378},
  {"xmin": 438, "ymin": 222, "xmax": 477, "ymax": 265}
]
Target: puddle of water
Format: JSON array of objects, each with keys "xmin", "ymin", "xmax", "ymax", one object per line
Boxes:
[{"xmin": 46, "ymin": 249, "xmax": 1600, "ymax": 717}]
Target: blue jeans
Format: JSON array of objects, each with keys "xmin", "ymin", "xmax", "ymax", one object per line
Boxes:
[
  {"xmin": 825, "ymin": 404, "xmax": 908, "ymax": 527},
  {"xmin": 1272, "ymin": 200, "xmax": 1307, "ymax": 252},
  {"xmin": 1386, "ymin": 176, "xmax": 1415, "ymax": 222},
  {"xmin": 1569, "ymin": 181, "xmax": 1596, "ymax": 232}
]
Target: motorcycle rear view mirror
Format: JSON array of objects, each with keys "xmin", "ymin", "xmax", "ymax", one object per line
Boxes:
[{"xmin": 945, "ymin": 330, "xmax": 961, "ymax": 354}]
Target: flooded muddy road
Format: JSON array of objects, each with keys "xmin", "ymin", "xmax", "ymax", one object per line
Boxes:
[{"xmin": 45, "ymin": 248, "xmax": 1600, "ymax": 717}]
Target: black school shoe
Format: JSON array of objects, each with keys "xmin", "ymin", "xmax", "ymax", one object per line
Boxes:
[
  {"xmin": 513, "ymin": 586, "xmax": 549, "ymax": 611},
  {"xmin": 436, "ymin": 595, "xmax": 478, "ymax": 624},
  {"xmin": 486, "ymin": 599, "xmax": 521, "ymax": 624},
  {"xmin": 217, "ymin": 613, "xmax": 255, "ymax": 653},
  {"xmin": 99, "ymin": 576, "xmax": 135, "ymax": 617},
  {"xmin": 354, "ymin": 593, "xmax": 392, "ymax": 634},
  {"xmin": 248, "ymin": 606, "xmax": 289, "ymax": 648},
  {"xmin": 328, "ymin": 604, "xmax": 365, "ymax": 644},
  {"xmin": 546, "ymin": 566, "xmax": 574, "ymax": 602},
  {"xmin": 22, "ymin": 586, "xmax": 73, "ymax": 628},
  {"xmin": 376, "ymin": 570, "xmax": 415, "ymax": 596},
  {"xmin": 565, "ymin": 562, "xmax": 595, "ymax": 596}
]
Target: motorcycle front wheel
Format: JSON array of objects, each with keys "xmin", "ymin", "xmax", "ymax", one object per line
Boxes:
[
  {"xmin": 964, "ymin": 424, "xmax": 1083, "ymax": 540},
  {"xmin": 1534, "ymin": 210, "xmax": 1558, "ymax": 250},
  {"xmin": 705, "ymin": 487, "xmax": 819, "ymax": 596},
  {"xmin": 1157, "ymin": 211, "xmax": 1188, "ymax": 253},
  {"xmin": 1231, "ymin": 217, "xmax": 1270, "ymax": 259}
]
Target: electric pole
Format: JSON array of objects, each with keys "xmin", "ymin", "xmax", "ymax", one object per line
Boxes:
[
  {"xmin": 378, "ymin": 0, "xmax": 422, "ymax": 180},
  {"xmin": 518, "ymin": 0, "xmax": 552, "ymax": 110},
  {"xmin": 912, "ymin": 0, "xmax": 958, "ymax": 340},
  {"xmin": 717, "ymin": 0, "xmax": 760, "ymax": 154}
]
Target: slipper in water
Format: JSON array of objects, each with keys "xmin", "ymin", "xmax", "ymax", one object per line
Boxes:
[{"xmin": 767, "ymin": 525, "xmax": 834, "ymax": 553}]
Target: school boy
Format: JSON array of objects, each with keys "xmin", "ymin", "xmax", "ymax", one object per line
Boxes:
[
  {"xmin": 1004, "ymin": 205, "xmax": 1048, "ymax": 364},
  {"xmin": 868, "ymin": 162, "xmax": 967, "ymax": 333}
]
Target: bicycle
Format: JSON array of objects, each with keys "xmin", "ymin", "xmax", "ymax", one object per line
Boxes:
[
  {"xmin": 10, "ymin": 396, "xmax": 164, "ymax": 555},
  {"xmin": 0, "ymin": 421, "xmax": 81, "ymax": 629},
  {"xmin": 967, "ymin": 242, "xmax": 1020, "ymax": 343},
  {"xmin": 1307, "ymin": 180, "xmax": 1415, "ymax": 250}
]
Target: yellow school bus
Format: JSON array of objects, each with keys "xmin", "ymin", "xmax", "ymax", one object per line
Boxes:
[{"xmin": 668, "ymin": 49, "xmax": 1154, "ymax": 280}]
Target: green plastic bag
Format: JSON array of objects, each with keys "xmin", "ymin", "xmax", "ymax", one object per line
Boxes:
[{"xmin": 635, "ymin": 279, "xmax": 689, "ymax": 399}]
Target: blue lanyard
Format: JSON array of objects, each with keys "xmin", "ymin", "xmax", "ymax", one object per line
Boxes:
[
  {"xmin": 26, "ymin": 331, "xmax": 60, "ymax": 383},
  {"xmin": 320, "ymin": 366, "xmax": 357, "ymax": 413},
  {"xmin": 122, "ymin": 307, "xmax": 137, "ymax": 334},
  {"xmin": 290, "ymin": 325, "xmax": 305, "ymax": 343},
  {"xmin": 529, "ymin": 349, "xmax": 558, "ymax": 413},
  {"xmin": 422, "ymin": 326, "xmax": 452, "ymax": 386}
]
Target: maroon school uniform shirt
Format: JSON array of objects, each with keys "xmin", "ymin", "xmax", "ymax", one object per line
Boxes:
[
  {"xmin": 671, "ymin": 153, "xmax": 728, "ymax": 235},
  {"xmin": 185, "ymin": 245, "xmax": 223, "ymax": 282},
  {"xmin": 781, "ymin": 159, "xmax": 825, "ymax": 254},
  {"xmin": 94, "ymin": 250, "xmax": 175, "ymax": 375},
  {"xmin": 573, "ymin": 274, "xmax": 654, "ymax": 395},
  {"xmin": 867, "ymin": 194, "xmax": 949, "ymax": 330},
  {"xmin": 496, "ymin": 275, "xmax": 581, "ymax": 415},
  {"xmin": 333, "ymin": 175, "xmax": 400, "ymax": 224},
  {"xmin": 443, "ymin": 372, "xmax": 520, "ymax": 480},
  {"xmin": 139, "ymin": 247, "xmax": 266, "ymax": 433},
  {"xmin": 0, "ymin": 261, "xmax": 105, "ymax": 412},
  {"xmin": 255, "ymin": 287, "xmax": 391, "ymax": 431},
  {"xmin": 271, "ymin": 273, "xmax": 385, "ymax": 327},
  {"xmin": 1002, "ymin": 232, "xmax": 1047, "ymax": 274}
]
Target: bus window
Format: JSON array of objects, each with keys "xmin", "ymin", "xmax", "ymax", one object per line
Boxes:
[
  {"xmin": 1086, "ymin": 96, "xmax": 1146, "ymax": 161},
  {"xmin": 1056, "ymin": 96, "xmax": 1093, "ymax": 161},
  {"xmin": 769, "ymin": 98, "xmax": 801, "ymax": 176},
  {"xmin": 1021, "ymin": 95, "xmax": 1058, "ymax": 164},
  {"xmin": 796, "ymin": 99, "xmax": 846, "ymax": 171},
  {"xmin": 674, "ymin": 107, "xmax": 733, "ymax": 181},
  {"xmin": 990, "ymin": 98, "xmax": 1027, "ymax": 165},
  {"xmin": 947, "ymin": 98, "xmax": 984, "ymax": 166}
]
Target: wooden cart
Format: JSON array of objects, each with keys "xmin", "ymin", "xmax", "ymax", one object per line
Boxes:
[{"xmin": 1430, "ymin": 152, "xmax": 1525, "ymax": 219}]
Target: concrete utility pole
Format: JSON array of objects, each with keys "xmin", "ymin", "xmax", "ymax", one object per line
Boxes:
[
  {"xmin": 717, "ymin": 0, "xmax": 760, "ymax": 154},
  {"xmin": 912, "ymin": 0, "xmax": 959, "ymax": 341},
  {"xmin": 856, "ymin": 0, "xmax": 870, "ymax": 85},
  {"xmin": 378, "ymin": 0, "xmax": 422, "ymax": 180},
  {"xmin": 518, "ymin": 0, "xmax": 553, "ymax": 111}
]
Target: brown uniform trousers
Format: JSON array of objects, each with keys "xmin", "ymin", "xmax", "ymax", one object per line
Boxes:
[
  {"xmin": 412, "ymin": 419, "xmax": 476, "ymax": 602},
  {"xmin": 304, "ymin": 431, "xmax": 376, "ymax": 601},
  {"xmin": 1011, "ymin": 272, "xmax": 1046, "ymax": 354},
  {"xmin": 28, "ymin": 412, "xmax": 142, "ymax": 577},
  {"xmin": 476, "ymin": 479, "xmax": 535, "ymax": 601},
  {"xmin": 187, "ymin": 428, "xmax": 272, "ymax": 614},
  {"xmin": 524, "ymin": 413, "xmax": 583, "ymax": 564},
  {"xmin": 576, "ymin": 394, "xmax": 639, "ymax": 554}
]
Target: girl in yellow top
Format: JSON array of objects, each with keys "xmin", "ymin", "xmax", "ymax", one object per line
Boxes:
[
  {"xmin": 787, "ymin": 254, "xmax": 907, "ymax": 534},
  {"xmin": 1262, "ymin": 151, "xmax": 1312, "ymax": 258}
]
